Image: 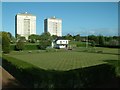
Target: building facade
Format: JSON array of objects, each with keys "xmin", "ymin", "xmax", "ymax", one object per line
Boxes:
[
  {"xmin": 52, "ymin": 37, "xmax": 69, "ymax": 49},
  {"xmin": 15, "ymin": 12, "xmax": 36, "ymax": 40},
  {"xmin": 44, "ymin": 16, "xmax": 62, "ymax": 36}
]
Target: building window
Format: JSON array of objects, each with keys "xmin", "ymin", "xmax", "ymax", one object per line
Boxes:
[
  {"xmin": 60, "ymin": 41, "xmax": 62, "ymax": 44},
  {"xmin": 66, "ymin": 41, "xmax": 67, "ymax": 44},
  {"xmin": 24, "ymin": 19, "xmax": 30, "ymax": 35}
]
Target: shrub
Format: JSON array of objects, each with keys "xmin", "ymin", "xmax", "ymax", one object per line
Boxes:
[
  {"xmin": 25, "ymin": 45, "xmax": 39, "ymax": 50},
  {"xmin": 39, "ymin": 40, "xmax": 51, "ymax": 50},
  {"xmin": 15, "ymin": 40, "xmax": 25, "ymax": 51}
]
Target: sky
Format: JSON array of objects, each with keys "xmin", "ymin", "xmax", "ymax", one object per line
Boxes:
[
  {"xmin": 2, "ymin": 2, "xmax": 118, "ymax": 36},
  {"xmin": 1, "ymin": 0, "xmax": 120, "ymax": 2}
]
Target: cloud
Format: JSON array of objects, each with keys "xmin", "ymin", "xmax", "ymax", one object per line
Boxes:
[
  {"xmin": 71, "ymin": 27, "xmax": 118, "ymax": 36},
  {"xmin": 90, "ymin": 28, "xmax": 118, "ymax": 36}
]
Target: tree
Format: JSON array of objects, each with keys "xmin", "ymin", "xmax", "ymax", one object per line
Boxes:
[
  {"xmin": 88, "ymin": 35, "xmax": 99, "ymax": 44},
  {"xmin": 0, "ymin": 35, "xmax": 1, "ymax": 51},
  {"xmin": 28, "ymin": 34, "xmax": 40, "ymax": 43},
  {"xmin": 7, "ymin": 32, "xmax": 12, "ymax": 39},
  {"xmin": 0, "ymin": 32, "xmax": 2, "ymax": 45},
  {"xmin": 90, "ymin": 40, "xmax": 95, "ymax": 47},
  {"xmin": 63, "ymin": 34, "xmax": 73, "ymax": 40},
  {"xmin": 19, "ymin": 36, "xmax": 26, "ymax": 42},
  {"xmin": 74, "ymin": 34, "xmax": 81, "ymax": 41},
  {"xmin": 109, "ymin": 39, "xmax": 119, "ymax": 46},
  {"xmin": 16, "ymin": 34, "xmax": 21, "ymax": 39},
  {"xmin": 39, "ymin": 32, "xmax": 52, "ymax": 50},
  {"xmin": 39, "ymin": 40, "xmax": 51, "ymax": 50},
  {"xmin": 10, "ymin": 36, "xmax": 16, "ymax": 43},
  {"xmin": 113, "ymin": 36, "xmax": 118, "ymax": 40},
  {"xmin": 52, "ymin": 35, "xmax": 58, "ymax": 40},
  {"xmin": 3, "ymin": 32, "xmax": 16, "ymax": 44},
  {"xmin": 2, "ymin": 32, "xmax": 10, "ymax": 53},
  {"xmin": 104, "ymin": 36, "xmax": 113, "ymax": 42},
  {"xmin": 98, "ymin": 35, "xmax": 105, "ymax": 46},
  {"xmin": 15, "ymin": 40, "xmax": 25, "ymax": 51}
]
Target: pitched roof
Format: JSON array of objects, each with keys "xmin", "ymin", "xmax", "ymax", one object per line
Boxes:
[{"xmin": 54, "ymin": 37, "xmax": 68, "ymax": 42}]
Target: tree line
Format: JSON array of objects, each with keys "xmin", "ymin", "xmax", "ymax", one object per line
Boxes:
[{"xmin": 0, "ymin": 31, "xmax": 119, "ymax": 53}]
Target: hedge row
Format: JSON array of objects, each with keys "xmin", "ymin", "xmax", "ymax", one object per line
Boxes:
[
  {"xmin": 70, "ymin": 41, "xmax": 88, "ymax": 47},
  {"xmin": 10, "ymin": 45, "xmax": 39, "ymax": 50},
  {"xmin": 2, "ymin": 55, "xmax": 118, "ymax": 88},
  {"xmin": 96, "ymin": 45, "xmax": 120, "ymax": 48}
]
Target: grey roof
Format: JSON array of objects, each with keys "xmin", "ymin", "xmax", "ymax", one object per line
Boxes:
[{"xmin": 54, "ymin": 37, "xmax": 67, "ymax": 42}]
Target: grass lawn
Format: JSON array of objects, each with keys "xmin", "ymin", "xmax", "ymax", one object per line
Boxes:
[
  {"xmin": 6, "ymin": 47, "xmax": 119, "ymax": 71},
  {"xmin": 2, "ymin": 47, "xmax": 119, "ymax": 88}
]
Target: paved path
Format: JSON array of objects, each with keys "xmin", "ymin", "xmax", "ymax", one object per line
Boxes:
[
  {"xmin": 0, "ymin": 66, "xmax": 2, "ymax": 90},
  {"xmin": 0, "ymin": 66, "xmax": 24, "ymax": 89}
]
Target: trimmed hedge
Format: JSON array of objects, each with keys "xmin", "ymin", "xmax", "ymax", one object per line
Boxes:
[
  {"xmin": 24, "ymin": 45, "xmax": 39, "ymax": 50},
  {"xmin": 2, "ymin": 55, "xmax": 118, "ymax": 88},
  {"xmin": 10, "ymin": 45, "xmax": 39, "ymax": 51},
  {"xmin": 96, "ymin": 45, "xmax": 120, "ymax": 48},
  {"xmin": 70, "ymin": 41, "xmax": 92, "ymax": 47}
]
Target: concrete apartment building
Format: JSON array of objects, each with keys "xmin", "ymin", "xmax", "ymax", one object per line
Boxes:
[
  {"xmin": 15, "ymin": 12, "xmax": 36, "ymax": 40},
  {"xmin": 44, "ymin": 16, "xmax": 62, "ymax": 36}
]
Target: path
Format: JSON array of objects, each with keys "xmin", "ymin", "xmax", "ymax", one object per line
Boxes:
[{"xmin": 0, "ymin": 66, "xmax": 24, "ymax": 89}]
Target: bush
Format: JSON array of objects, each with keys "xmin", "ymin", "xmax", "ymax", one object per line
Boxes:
[
  {"xmin": 39, "ymin": 40, "xmax": 51, "ymax": 50},
  {"xmin": 15, "ymin": 40, "xmax": 25, "ymax": 51}
]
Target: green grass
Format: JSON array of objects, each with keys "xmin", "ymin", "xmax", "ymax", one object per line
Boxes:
[
  {"xmin": 2, "ymin": 47, "xmax": 119, "ymax": 88},
  {"xmin": 5, "ymin": 47, "xmax": 119, "ymax": 71},
  {"xmin": 2, "ymin": 54, "xmax": 35, "ymax": 69}
]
